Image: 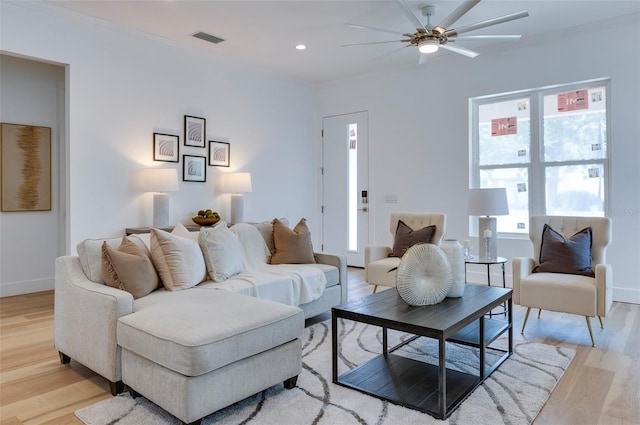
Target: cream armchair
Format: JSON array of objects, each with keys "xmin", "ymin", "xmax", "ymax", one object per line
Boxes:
[
  {"xmin": 364, "ymin": 212, "xmax": 446, "ymax": 293},
  {"xmin": 513, "ymin": 216, "xmax": 612, "ymax": 346}
]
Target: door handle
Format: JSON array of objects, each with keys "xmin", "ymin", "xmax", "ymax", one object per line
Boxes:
[{"xmin": 358, "ymin": 207, "xmax": 368, "ymax": 212}]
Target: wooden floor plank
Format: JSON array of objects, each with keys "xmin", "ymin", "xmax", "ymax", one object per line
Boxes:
[{"xmin": 0, "ymin": 269, "xmax": 638, "ymax": 425}]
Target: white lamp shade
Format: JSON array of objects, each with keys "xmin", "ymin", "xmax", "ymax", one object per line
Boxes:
[
  {"xmin": 142, "ymin": 168, "xmax": 178, "ymax": 193},
  {"xmin": 221, "ymin": 172, "xmax": 252, "ymax": 193},
  {"xmin": 468, "ymin": 188, "xmax": 509, "ymax": 216}
]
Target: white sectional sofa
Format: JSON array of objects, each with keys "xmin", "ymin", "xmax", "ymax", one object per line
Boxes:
[{"xmin": 54, "ymin": 219, "xmax": 347, "ymax": 424}]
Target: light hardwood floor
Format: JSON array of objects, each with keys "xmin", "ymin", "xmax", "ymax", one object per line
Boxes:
[{"xmin": 1, "ymin": 268, "xmax": 638, "ymax": 424}]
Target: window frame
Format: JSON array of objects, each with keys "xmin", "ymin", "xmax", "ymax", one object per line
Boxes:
[{"xmin": 470, "ymin": 78, "xmax": 611, "ymax": 238}]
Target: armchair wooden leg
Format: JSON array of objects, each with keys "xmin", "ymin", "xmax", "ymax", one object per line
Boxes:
[
  {"xmin": 537, "ymin": 309, "xmax": 542, "ymax": 318},
  {"xmin": 521, "ymin": 307, "xmax": 532, "ymax": 334},
  {"xmin": 585, "ymin": 316, "xmax": 595, "ymax": 347},
  {"xmin": 598, "ymin": 316, "xmax": 604, "ymax": 329},
  {"xmin": 372, "ymin": 285, "xmax": 378, "ymax": 294}
]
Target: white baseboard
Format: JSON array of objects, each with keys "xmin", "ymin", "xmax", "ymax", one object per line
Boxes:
[
  {"xmin": 613, "ymin": 287, "xmax": 640, "ymax": 304},
  {"xmin": 0, "ymin": 277, "xmax": 54, "ymax": 297}
]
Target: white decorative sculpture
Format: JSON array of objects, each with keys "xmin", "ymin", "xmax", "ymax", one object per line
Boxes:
[{"xmin": 396, "ymin": 244, "xmax": 452, "ymax": 306}]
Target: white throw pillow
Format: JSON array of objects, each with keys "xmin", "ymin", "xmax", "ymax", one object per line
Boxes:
[
  {"xmin": 172, "ymin": 222, "xmax": 199, "ymax": 240},
  {"xmin": 150, "ymin": 228, "xmax": 207, "ymax": 291},
  {"xmin": 230, "ymin": 223, "xmax": 270, "ymax": 269},
  {"xmin": 199, "ymin": 226, "xmax": 245, "ymax": 282}
]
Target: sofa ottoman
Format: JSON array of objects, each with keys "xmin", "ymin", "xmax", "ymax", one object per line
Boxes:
[{"xmin": 117, "ymin": 289, "xmax": 304, "ymax": 424}]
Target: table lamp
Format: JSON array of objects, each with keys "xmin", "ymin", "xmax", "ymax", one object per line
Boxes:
[
  {"xmin": 468, "ymin": 188, "xmax": 509, "ymax": 259},
  {"xmin": 221, "ymin": 172, "xmax": 252, "ymax": 224},
  {"xmin": 142, "ymin": 168, "xmax": 179, "ymax": 228}
]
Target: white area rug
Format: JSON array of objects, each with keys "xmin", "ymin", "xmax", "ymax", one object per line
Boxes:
[{"xmin": 76, "ymin": 318, "xmax": 575, "ymax": 425}]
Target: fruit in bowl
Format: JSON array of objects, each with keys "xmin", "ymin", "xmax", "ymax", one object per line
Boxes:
[{"xmin": 192, "ymin": 210, "xmax": 221, "ymax": 226}]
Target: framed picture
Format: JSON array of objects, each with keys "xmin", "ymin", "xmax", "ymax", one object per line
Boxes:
[
  {"xmin": 153, "ymin": 133, "xmax": 179, "ymax": 162},
  {"xmin": 1, "ymin": 123, "xmax": 51, "ymax": 212},
  {"xmin": 208, "ymin": 141, "xmax": 230, "ymax": 167},
  {"xmin": 183, "ymin": 155, "xmax": 206, "ymax": 182},
  {"xmin": 184, "ymin": 115, "xmax": 206, "ymax": 147}
]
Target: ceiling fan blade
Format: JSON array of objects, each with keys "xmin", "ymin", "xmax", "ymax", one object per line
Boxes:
[
  {"xmin": 433, "ymin": 0, "xmax": 481, "ymax": 33},
  {"xmin": 418, "ymin": 53, "xmax": 429, "ymax": 65},
  {"xmin": 340, "ymin": 40, "xmax": 405, "ymax": 47},
  {"xmin": 345, "ymin": 23, "xmax": 407, "ymax": 36},
  {"xmin": 372, "ymin": 45, "xmax": 412, "ymax": 61},
  {"xmin": 440, "ymin": 43, "xmax": 479, "ymax": 58},
  {"xmin": 444, "ymin": 11, "xmax": 529, "ymax": 37},
  {"xmin": 449, "ymin": 35, "xmax": 522, "ymax": 41},
  {"xmin": 395, "ymin": 0, "xmax": 428, "ymax": 32}
]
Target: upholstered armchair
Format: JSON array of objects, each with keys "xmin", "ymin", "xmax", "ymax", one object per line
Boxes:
[
  {"xmin": 364, "ymin": 212, "xmax": 446, "ymax": 293},
  {"xmin": 513, "ymin": 216, "xmax": 612, "ymax": 346}
]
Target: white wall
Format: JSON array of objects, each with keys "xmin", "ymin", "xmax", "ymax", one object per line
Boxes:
[
  {"xmin": 0, "ymin": 55, "xmax": 65, "ymax": 296},
  {"xmin": 318, "ymin": 15, "xmax": 640, "ymax": 303},
  {"xmin": 0, "ymin": 1, "xmax": 319, "ymax": 295}
]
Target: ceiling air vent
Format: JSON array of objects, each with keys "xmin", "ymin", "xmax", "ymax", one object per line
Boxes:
[{"xmin": 192, "ymin": 31, "xmax": 225, "ymax": 44}]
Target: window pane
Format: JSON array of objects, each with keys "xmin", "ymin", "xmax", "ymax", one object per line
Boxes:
[
  {"xmin": 543, "ymin": 86, "xmax": 607, "ymax": 162},
  {"xmin": 348, "ymin": 123, "xmax": 358, "ymax": 251},
  {"xmin": 478, "ymin": 97, "xmax": 530, "ymax": 166},
  {"xmin": 545, "ymin": 164, "xmax": 604, "ymax": 216},
  {"xmin": 480, "ymin": 167, "xmax": 529, "ymax": 233}
]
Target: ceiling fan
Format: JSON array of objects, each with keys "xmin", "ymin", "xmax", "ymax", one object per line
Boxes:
[{"xmin": 342, "ymin": 0, "xmax": 529, "ymax": 64}]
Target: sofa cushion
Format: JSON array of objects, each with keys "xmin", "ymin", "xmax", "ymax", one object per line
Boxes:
[
  {"xmin": 252, "ymin": 218, "xmax": 288, "ymax": 254},
  {"xmin": 367, "ymin": 256, "xmax": 401, "ymax": 287},
  {"xmin": 198, "ymin": 225, "xmax": 245, "ymax": 282},
  {"xmin": 391, "ymin": 220, "xmax": 436, "ymax": 257},
  {"xmin": 520, "ymin": 272, "xmax": 597, "ymax": 316},
  {"xmin": 101, "ymin": 237, "xmax": 159, "ymax": 299},
  {"xmin": 533, "ymin": 224, "xmax": 594, "ymax": 277},
  {"xmin": 270, "ymin": 218, "xmax": 316, "ymax": 264},
  {"xmin": 77, "ymin": 237, "xmax": 125, "ymax": 284},
  {"xmin": 150, "ymin": 228, "xmax": 207, "ymax": 291},
  {"xmin": 118, "ymin": 289, "xmax": 304, "ymax": 376}
]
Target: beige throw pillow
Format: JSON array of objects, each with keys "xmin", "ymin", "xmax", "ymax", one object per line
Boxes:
[
  {"xmin": 150, "ymin": 228, "xmax": 207, "ymax": 291},
  {"xmin": 199, "ymin": 225, "xmax": 245, "ymax": 282},
  {"xmin": 270, "ymin": 218, "xmax": 316, "ymax": 264},
  {"xmin": 101, "ymin": 237, "xmax": 159, "ymax": 299}
]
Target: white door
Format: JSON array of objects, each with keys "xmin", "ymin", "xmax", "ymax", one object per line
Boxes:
[{"xmin": 321, "ymin": 111, "xmax": 369, "ymax": 267}]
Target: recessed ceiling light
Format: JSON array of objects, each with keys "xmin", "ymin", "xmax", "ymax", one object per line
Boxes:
[{"xmin": 295, "ymin": 44, "xmax": 307, "ymax": 50}]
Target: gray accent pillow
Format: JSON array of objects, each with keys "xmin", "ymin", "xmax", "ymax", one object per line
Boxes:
[
  {"xmin": 391, "ymin": 220, "xmax": 436, "ymax": 258},
  {"xmin": 533, "ymin": 224, "xmax": 594, "ymax": 276}
]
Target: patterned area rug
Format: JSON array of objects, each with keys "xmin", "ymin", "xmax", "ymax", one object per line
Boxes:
[{"xmin": 75, "ymin": 318, "xmax": 575, "ymax": 425}]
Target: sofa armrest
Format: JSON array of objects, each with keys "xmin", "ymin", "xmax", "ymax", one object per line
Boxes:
[
  {"xmin": 595, "ymin": 263, "xmax": 613, "ymax": 317},
  {"xmin": 314, "ymin": 252, "xmax": 348, "ymax": 303},
  {"xmin": 54, "ymin": 256, "xmax": 134, "ymax": 382},
  {"xmin": 364, "ymin": 246, "xmax": 392, "ymax": 282},
  {"xmin": 512, "ymin": 257, "xmax": 534, "ymax": 306}
]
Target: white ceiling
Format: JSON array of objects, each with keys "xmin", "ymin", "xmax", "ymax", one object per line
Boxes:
[{"xmin": 49, "ymin": 0, "xmax": 640, "ymax": 84}]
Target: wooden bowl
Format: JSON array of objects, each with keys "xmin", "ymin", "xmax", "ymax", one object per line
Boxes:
[{"xmin": 192, "ymin": 216, "xmax": 221, "ymax": 226}]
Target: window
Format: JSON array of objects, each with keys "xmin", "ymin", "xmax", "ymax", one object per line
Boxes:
[{"xmin": 471, "ymin": 79, "xmax": 610, "ymax": 234}]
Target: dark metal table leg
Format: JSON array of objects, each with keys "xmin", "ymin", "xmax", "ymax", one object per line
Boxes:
[
  {"xmin": 438, "ymin": 336, "xmax": 446, "ymax": 418},
  {"xmin": 332, "ymin": 314, "xmax": 338, "ymax": 383}
]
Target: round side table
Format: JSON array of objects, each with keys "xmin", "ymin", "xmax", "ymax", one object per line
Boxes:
[{"xmin": 465, "ymin": 255, "xmax": 508, "ymax": 317}]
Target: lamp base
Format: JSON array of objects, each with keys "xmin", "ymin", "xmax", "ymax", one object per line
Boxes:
[
  {"xmin": 230, "ymin": 194, "xmax": 244, "ymax": 225},
  {"xmin": 478, "ymin": 216, "xmax": 498, "ymax": 259},
  {"xmin": 153, "ymin": 193, "xmax": 170, "ymax": 228}
]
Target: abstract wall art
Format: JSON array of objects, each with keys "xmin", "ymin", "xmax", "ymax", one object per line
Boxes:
[
  {"xmin": 153, "ymin": 133, "xmax": 179, "ymax": 162},
  {"xmin": 1, "ymin": 123, "xmax": 51, "ymax": 212},
  {"xmin": 208, "ymin": 140, "xmax": 230, "ymax": 167},
  {"xmin": 183, "ymin": 155, "xmax": 206, "ymax": 182},
  {"xmin": 184, "ymin": 115, "xmax": 206, "ymax": 148}
]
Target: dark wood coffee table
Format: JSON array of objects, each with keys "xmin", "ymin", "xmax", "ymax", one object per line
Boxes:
[{"xmin": 331, "ymin": 284, "xmax": 512, "ymax": 419}]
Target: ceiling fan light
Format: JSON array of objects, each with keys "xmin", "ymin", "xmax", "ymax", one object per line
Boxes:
[{"xmin": 418, "ymin": 39, "xmax": 439, "ymax": 54}]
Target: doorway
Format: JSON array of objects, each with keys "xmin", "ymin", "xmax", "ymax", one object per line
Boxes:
[{"xmin": 321, "ymin": 111, "xmax": 369, "ymax": 267}]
